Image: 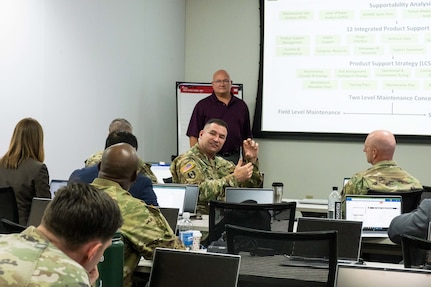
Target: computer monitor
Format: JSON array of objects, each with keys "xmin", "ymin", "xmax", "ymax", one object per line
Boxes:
[{"xmin": 148, "ymin": 248, "xmax": 241, "ymax": 287}]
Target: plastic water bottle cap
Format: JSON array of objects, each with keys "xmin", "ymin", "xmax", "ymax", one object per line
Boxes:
[{"xmin": 182, "ymin": 212, "xmax": 191, "ymax": 219}]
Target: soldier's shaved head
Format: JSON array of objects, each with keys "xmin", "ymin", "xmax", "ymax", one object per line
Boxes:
[
  {"xmin": 363, "ymin": 130, "xmax": 396, "ymax": 165},
  {"xmin": 99, "ymin": 143, "xmax": 138, "ymax": 190}
]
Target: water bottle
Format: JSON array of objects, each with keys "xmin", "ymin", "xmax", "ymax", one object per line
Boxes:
[
  {"xmin": 328, "ymin": 186, "xmax": 341, "ymax": 219},
  {"xmin": 96, "ymin": 232, "xmax": 124, "ymax": 287},
  {"xmin": 178, "ymin": 212, "xmax": 194, "ymax": 250}
]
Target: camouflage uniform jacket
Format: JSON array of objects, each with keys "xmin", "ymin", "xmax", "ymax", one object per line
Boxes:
[
  {"xmin": 170, "ymin": 144, "xmax": 263, "ymax": 214},
  {"xmin": 342, "ymin": 160, "xmax": 423, "ymax": 198},
  {"xmin": 91, "ymin": 178, "xmax": 184, "ymax": 287},
  {"xmin": 85, "ymin": 150, "xmax": 158, "ymax": 183},
  {"xmin": 0, "ymin": 226, "xmax": 90, "ymax": 286}
]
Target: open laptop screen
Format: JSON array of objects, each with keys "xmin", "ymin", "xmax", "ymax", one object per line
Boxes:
[
  {"xmin": 27, "ymin": 197, "xmax": 52, "ymax": 227},
  {"xmin": 345, "ymin": 195, "xmax": 401, "ymax": 236},
  {"xmin": 49, "ymin": 179, "xmax": 68, "ymax": 197},
  {"xmin": 297, "ymin": 217, "xmax": 363, "ymax": 262},
  {"xmin": 151, "ymin": 163, "xmax": 172, "ymax": 183},
  {"xmin": 153, "ymin": 184, "xmax": 186, "ymax": 215},
  {"xmin": 183, "ymin": 185, "xmax": 199, "ymax": 214},
  {"xmin": 149, "ymin": 248, "xmax": 240, "ymax": 287},
  {"xmin": 335, "ymin": 264, "xmax": 431, "ymax": 287}
]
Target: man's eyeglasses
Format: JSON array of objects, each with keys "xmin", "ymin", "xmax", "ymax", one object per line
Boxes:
[{"xmin": 213, "ymin": 79, "xmax": 231, "ymax": 85}]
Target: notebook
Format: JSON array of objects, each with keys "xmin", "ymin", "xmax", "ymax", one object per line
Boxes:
[
  {"xmin": 49, "ymin": 179, "xmax": 68, "ymax": 197},
  {"xmin": 296, "ymin": 217, "xmax": 363, "ymax": 263},
  {"xmin": 344, "ymin": 195, "xmax": 402, "ymax": 237},
  {"xmin": 335, "ymin": 263, "xmax": 431, "ymax": 287},
  {"xmin": 225, "ymin": 187, "xmax": 274, "ymax": 204},
  {"xmin": 148, "ymin": 248, "xmax": 241, "ymax": 287},
  {"xmin": 159, "ymin": 207, "xmax": 180, "ymax": 234},
  {"xmin": 151, "ymin": 163, "xmax": 172, "ymax": 183},
  {"xmin": 27, "ymin": 197, "xmax": 52, "ymax": 227},
  {"xmin": 153, "ymin": 184, "xmax": 186, "ymax": 215}
]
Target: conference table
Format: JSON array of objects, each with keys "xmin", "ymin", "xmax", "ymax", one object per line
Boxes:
[{"xmin": 134, "ymin": 200, "xmax": 403, "ymax": 286}]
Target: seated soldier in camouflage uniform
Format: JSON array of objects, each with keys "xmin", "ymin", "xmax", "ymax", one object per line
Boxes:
[
  {"xmin": 171, "ymin": 118, "xmax": 263, "ymax": 215},
  {"xmin": 91, "ymin": 143, "xmax": 184, "ymax": 287},
  {"xmin": 0, "ymin": 183, "xmax": 123, "ymax": 286},
  {"xmin": 342, "ymin": 129, "xmax": 423, "ymax": 200},
  {"xmin": 85, "ymin": 118, "xmax": 158, "ymax": 183}
]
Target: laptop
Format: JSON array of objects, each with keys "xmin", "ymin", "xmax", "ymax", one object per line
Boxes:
[
  {"xmin": 148, "ymin": 248, "xmax": 241, "ymax": 287},
  {"xmin": 296, "ymin": 217, "xmax": 363, "ymax": 263},
  {"xmin": 344, "ymin": 194, "xmax": 402, "ymax": 237},
  {"xmin": 225, "ymin": 187, "xmax": 274, "ymax": 204},
  {"xmin": 153, "ymin": 184, "xmax": 186, "ymax": 215},
  {"xmin": 27, "ymin": 197, "xmax": 52, "ymax": 227},
  {"xmin": 150, "ymin": 163, "xmax": 172, "ymax": 183},
  {"xmin": 335, "ymin": 263, "xmax": 431, "ymax": 287},
  {"xmin": 159, "ymin": 207, "xmax": 180, "ymax": 234},
  {"xmin": 49, "ymin": 179, "xmax": 68, "ymax": 197},
  {"xmin": 183, "ymin": 184, "xmax": 199, "ymax": 215}
]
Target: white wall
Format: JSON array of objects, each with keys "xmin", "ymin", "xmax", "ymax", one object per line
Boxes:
[
  {"xmin": 0, "ymin": 0, "xmax": 185, "ymax": 180},
  {"xmin": 185, "ymin": 0, "xmax": 431, "ymax": 199},
  {"xmin": 2, "ymin": 0, "xmax": 429, "ymax": 199}
]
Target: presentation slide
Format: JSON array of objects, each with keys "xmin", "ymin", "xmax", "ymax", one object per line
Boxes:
[{"xmin": 260, "ymin": 0, "xmax": 431, "ymax": 137}]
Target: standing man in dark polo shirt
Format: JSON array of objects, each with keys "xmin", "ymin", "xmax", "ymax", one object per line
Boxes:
[{"xmin": 186, "ymin": 69, "xmax": 252, "ymax": 163}]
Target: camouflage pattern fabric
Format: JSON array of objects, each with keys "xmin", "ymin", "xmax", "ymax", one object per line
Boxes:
[
  {"xmin": 85, "ymin": 151, "xmax": 158, "ymax": 183},
  {"xmin": 0, "ymin": 226, "xmax": 90, "ymax": 286},
  {"xmin": 170, "ymin": 144, "xmax": 263, "ymax": 214},
  {"xmin": 342, "ymin": 160, "xmax": 423, "ymax": 198},
  {"xmin": 91, "ymin": 178, "xmax": 184, "ymax": 287}
]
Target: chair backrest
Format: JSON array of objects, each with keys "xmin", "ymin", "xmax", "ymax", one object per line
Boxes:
[
  {"xmin": 0, "ymin": 186, "xmax": 19, "ymax": 234},
  {"xmin": 367, "ymin": 189, "xmax": 423, "ymax": 213},
  {"xmin": 420, "ymin": 186, "xmax": 431, "ymax": 202},
  {"xmin": 225, "ymin": 224, "xmax": 337, "ymax": 287},
  {"xmin": 400, "ymin": 233, "xmax": 431, "ymax": 268},
  {"xmin": 208, "ymin": 200, "xmax": 296, "ymax": 245}
]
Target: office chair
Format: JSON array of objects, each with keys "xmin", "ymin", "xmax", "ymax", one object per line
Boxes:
[
  {"xmin": 420, "ymin": 186, "xmax": 431, "ymax": 202},
  {"xmin": 0, "ymin": 186, "xmax": 19, "ymax": 234},
  {"xmin": 400, "ymin": 233, "xmax": 431, "ymax": 269},
  {"xmin": 225, "ymin": 224, "xmax": 337, "ymax": 287},
  {"xmin": 367, "ymin": 189, "xmax": 423, "ymax": 213},
  {"xmin": 208, "ymin": 200, "xmax": 296, "ymax": 246},
  {"xmin": 1, "ymin": 218, "xmax": 26, "ymax": 233}
]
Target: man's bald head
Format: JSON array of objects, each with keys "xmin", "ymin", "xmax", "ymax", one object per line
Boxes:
[
  {"xmin": 363, "ymin": 130, "xmax": 396, "ymax": 164},
  {"xmin": 99, "ymin": 143, "xmax": 139, "ymax": 190},
  {"xmin": 108, "ymin": 118, "xmax": 133, "ymax": 134}
]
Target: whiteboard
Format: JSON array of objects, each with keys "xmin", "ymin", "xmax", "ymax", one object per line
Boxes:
[{"xmin": 176, "ymin": 82, "xmax": 243, "ymax": 155}]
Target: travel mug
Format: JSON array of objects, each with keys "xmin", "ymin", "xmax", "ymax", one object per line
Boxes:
[{"xmin": 272, "ymin": 182, "xmax": 284, "ymax": 203}]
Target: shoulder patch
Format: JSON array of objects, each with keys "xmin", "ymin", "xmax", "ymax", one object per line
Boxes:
[{"xmin": 181, "ymin": 162, "xmax": 196, "ymax": 174}]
